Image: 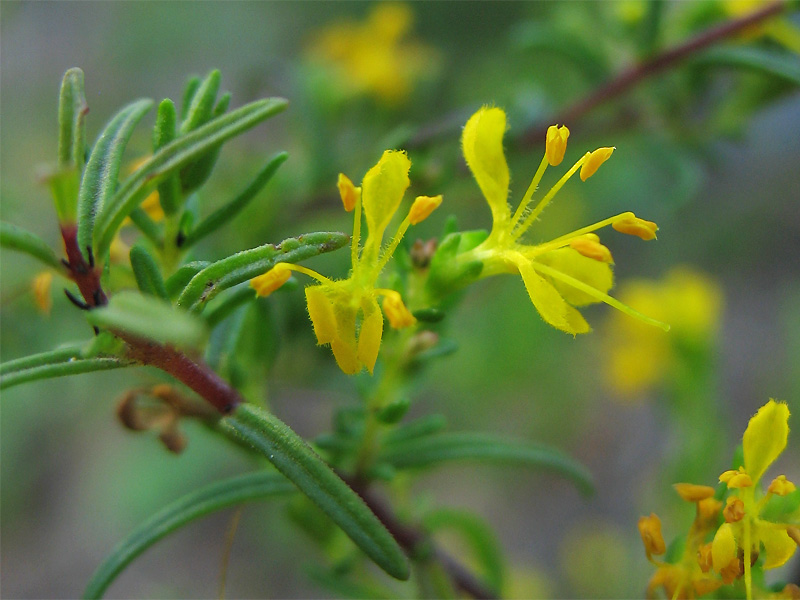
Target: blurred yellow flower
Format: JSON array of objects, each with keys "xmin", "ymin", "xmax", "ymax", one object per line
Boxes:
[
  {"xmin": 604, "ymin": 266, "xmax": 723, "ymax": 397},
  {"xmin": 725, "ymin": 0, "xmax": 800, "ymax": 53},
  {"xmin": 640, "ymin": 486, "xmax": 725, "ymax": 599},
  {"xmin": 251, "ymin": 150, "xmax": 441, "ymax": 374},
  {"xmin": 32, "ymin": 271, "xmax": 54, "ymax": 315},
  {"xmin": 711, "ymin": 399, "xmax": 798, "ymax": 599},
  {"xmin": 306, "ymin": 3, "xmax": 439, "ymax": 104},
  {"xmin": 455, "ymin": 106, "xmax": 667, "ymax": 335}
]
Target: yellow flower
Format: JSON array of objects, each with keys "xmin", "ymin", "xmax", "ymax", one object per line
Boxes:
[
  {"xmin": 640, "ymin": 488, "xmax": 725, "ymax": 599},
  {"xmin": 710, "ymin": 400, "xmax": 798, "ymax": 600},
  {"xmin": 306, "ymin": 3, "xmax": 439, "ymax": 105},
  {"xmin": 604, "ymin": 266, "xmax": 724, "ymax": 397},
  {"xmin": 250, "ymin": 150, "xmax": 441, "ymax": 374},
  {"xmin": 455, "ymin": 106, "xmax": 667, "ymax": 335}
]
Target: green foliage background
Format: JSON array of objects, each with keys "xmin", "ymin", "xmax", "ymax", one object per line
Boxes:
[{"xmin": 1, "ymin": 1, "xmax": 799, "ymax": 597}]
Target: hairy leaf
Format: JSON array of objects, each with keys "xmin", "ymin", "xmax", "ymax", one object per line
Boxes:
[
  {"xmin": 176, "ymin": 231, "xmax": 348, "ymax": 311},
  {"xmin": 220, "ymin": 404, "xmax": 410, "ymax": 581},
  {"xmin": 0, "ymin": 222, "xmax": 62, "ymax": 270}
]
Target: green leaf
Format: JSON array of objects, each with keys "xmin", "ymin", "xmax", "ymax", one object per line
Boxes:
[
  {"xmin": 179, "ymin": 69, "xmax": 221, "ymax": 135},
  {"xmin": 58, "ymin": 67, "xmax": 89, "ymax": 170},
  {"xmin": 1, "ymin": 355, "xmax": 130, "ymax": 390},
  {"xmin": 92, "ymin": 98, "xmax": 288, "ymax": 260},
  {"xmin": 422, "ymin": 508, "xmax": 505, "ymax": 594},
  {"xmin": 0, "ymin": 343, "xmax": 85, "ymax": 376},
  {"xmin": 82, "ymin": 471, "xmax": 296, "ymax": 599},
  {"xmin": 126, "ymin": 208, "xmax": 162, "ymax": 245},
  {"xmin": 176, "ymin": 231, "xmax": 348, "ymax": 311},
  {"xmin": 0, "ymin": 222, "xmax": 62, "ymax": 270},
  {"xmin": 204, "ymin": 286, "xmax": 255, "ymax": 328},
  {"xmin": 220, "ymin": 404, "xmax": 410, "ymax": 581},
  {"xmin": 152, "ymin": 99, "xmax": 181, "ymax": 215},
  {"xmin": 77, "ymin": 98, "xmax": 154, "ymax": 260},
  {"xmin": 86, "ymin": 291, "xmax": 207, "ymax": 349},
  {"xmin": 129, "ymin": 244, "xmax": 168, "ymax": 299},
  {"xmin": 180, "ymin": 75, "xmax": 202, "ymax": 120},
  {"xmin": 692, "ymin": 46, "xmax": 800, "ymax": 85},
  {"xmin": 179, "ymin": 152, "xmax": 289, "ymax": 248},
  {"xmin": 380, "ymin": 432, "xmax": 594, "ymax": 496},
  {"xmin": 382, "ymin": 414, "xmax": 448, "ymax": 445},
  {"xmin": 180, "ymin": 90, "xmax": 232, "ymax": 194},
  {"xmin": 164, "ymin": 261, "xmax": 211, "ymax": 298}
]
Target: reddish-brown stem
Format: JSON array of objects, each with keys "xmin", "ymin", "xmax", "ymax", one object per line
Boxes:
[
  {"xmin": 58, "ymin": 224, "xmax": 240, "ymax": 414},
  {"xmin": 520, "ymin": 0, "xmax": 788, "ymax": 145},
  {"xmin": 349, "ymin": 480, "xmax": 497, "ymax": 599}
]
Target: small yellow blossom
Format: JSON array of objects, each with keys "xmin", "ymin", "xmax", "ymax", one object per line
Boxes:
[
  {"xmin": 32, "ymin": 271, "xmax": 54, "ymax": 315},
  {"xmin": 306, "ymin": 3, "xmax": 439, "ymax": 104},
  {"xmin": 251, "ymin": 150, "xmax": 441, "ymax": 374},
  {"xmin": 455, "ymin": 106, "xmax": 667, "ymax": 335},
  {"xmin": 641, "ymin": 489, "xmax": 725, "ymax": 599},
  {"xmin": 604, "ymin": 266, "xmax": 724, "ymax": 397},
  {"xmin": 710, "ymin": 400, "xmax": 797, "ymax": 599}
]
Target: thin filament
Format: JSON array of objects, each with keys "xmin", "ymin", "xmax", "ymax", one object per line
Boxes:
[
  {"xmin": 510, "ymin": 154, "xmax": 549, "ymax": 227},
  {"xmin": 532, "ymin": 212, "xmax": 636, "ymax": 254},
  {"xmin": 351, "ymin": 191, "xmax": 363, "ymax": 270},
  {"xmin": 513, "ymin": 154, "xmax": 587, "ymax": 239},
  {"xmin": 374, "ymin": 215, "xmax": 412, "ymax": 276},
  {"xmin": 283, "ymin": 264, "xmax": 334, "ymax": 285},
  {"xmin": 531, "ymin": 261, "xmax": 670, "ymax": 331}
]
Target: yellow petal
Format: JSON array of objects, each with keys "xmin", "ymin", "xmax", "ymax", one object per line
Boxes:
[
  {"xmin": 380, "ymin": 290, "xmax": 416, "ymax": 329},
  {"xmin": 361, "ymin": 150, "xmax": 411, "ymax": 257},
  {"xmin": 760, "ymin": 527, "xmax": 797, "ymax": 569},
  {"xmin": 462, "ymin": 107, "xmax": 511, "ymax": 224},
  {"xmin": 535, "ymin": 248, "xmax": 614, "ymax": 307},
  {"xmin": 743, "ymin": 399, "xmax": 790, "ymax": 484},
  {"xmin": 513, "ymin": 253, "xmax": 590, "ymax": 334},
  {"xmin": 712, "ymin": 523, "xmax": 738, "ymax": 573},
  {"xmin": 305, "ymin": 286, "xmax": 338, "ymax": 345},
  {"xmin": 329, "ymin": 302, "xmax": 360, "ymax": 375},
  {"xmin": 331, "ymin": 336, "xmax": 361, "ymax": 375},
  {"xmin": 357, "ymin": 297, "xmax": 383, "ymax": 374}
]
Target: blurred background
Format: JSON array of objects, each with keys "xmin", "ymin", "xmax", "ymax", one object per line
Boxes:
[{"xmin": 1, "ymin": 1, "xmax": 799, "ymax": 598}]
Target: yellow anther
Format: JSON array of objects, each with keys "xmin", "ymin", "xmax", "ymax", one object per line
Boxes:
[
  {"xmin": 698, "ymin": 542, "xmax": 714, "ymax": 573},
  {"xmin": 788, "ymin": 527, "xmax": 800, "ymax": 546},
  {"xmin": 579, "ymin": 147, "xmax": 614, "ymax": 181},
  {"xmin": 568, "ymin": 233, "xmax": 614, "ymax": 263},
  {"xmin": 697, "ymin": 497, "xmax": 723, "ymax": 523},
  {"xmin": 672, "ymin": 482, "xmax": 716, "ymax": 502},
  {"xmin": 337, "ymin": 173, "xmax": 361, "ymax": 212},
  {"xmin": 612, "ymin": 215, "xmax": 659, "ymax": 240},
  {"xmin": 250, "ymin": 263, "xmax": 292, "ymax": 297},
  {"xmin": 638, "ymin": 513, "xmax": 666, "ymax": 558},
  {"xmin": 380, "ymin": 290, "xmax": 416, "ymax": 329},
  {"xmin": 723, "ymin": 496, "xmax": 746, "ymax": 522},
  {"xmin": 545, "ymin": 124, "xmax": 569, "ymax": 166},
  {"xmin": 720, "ymin": 467, "xmax": 753, "ymax": 489},
  {"xmin": 408, "ymin": 194, "xmax": 443, "ymax": 225},
  {"xmin": 767, "ymin": 475, "xmax": 797, "ymax": 496},
  {"xmin": 32, "ymin": 271, "xmax": 54, "ymax": 315}
]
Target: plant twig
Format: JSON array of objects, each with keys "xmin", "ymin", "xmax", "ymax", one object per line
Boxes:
[
  {"xmin": 349, "ymin": 480, "xmax": 498, "ymax": 600},
  {"xmin": 59, "ymin": 226, "xmax": 242, "ymax": 414},
  {"xmin": 519, "ymin": 0, "xmax": 788, "ymax": 145}
]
